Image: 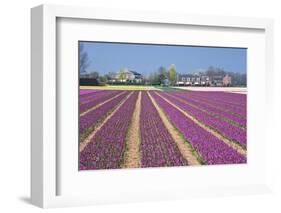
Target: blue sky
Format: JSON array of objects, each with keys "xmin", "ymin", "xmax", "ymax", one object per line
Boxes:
[{"xmin": 80, "ymin": 41, "xmax": 247, "ymax": 76}]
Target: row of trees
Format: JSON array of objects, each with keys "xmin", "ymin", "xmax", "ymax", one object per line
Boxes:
[{"xmin": 80, "ymin": 65, "xmax": 178, "ymax": 86}]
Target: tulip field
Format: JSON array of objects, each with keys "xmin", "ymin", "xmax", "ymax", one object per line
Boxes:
[{"xmin": 79, "ymin": 88, "xmax": 247, "ymax": 170}]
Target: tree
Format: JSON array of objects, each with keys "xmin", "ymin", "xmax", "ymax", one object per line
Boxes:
[
  {"xmin": 118, "ymin": 68, "xmax": 127, "ymax": 82},
  {"xmin": 88, "ymin": 71, "xmax": 99, "ymax": 79},
  {"xmin": 158, "ymin": 66, "xmax": 167, "ymax": 85},
  {"xmin": 79, "ymin": 43, "xmax": 91, "ymax": 73},
  {"xmin": 99, "ymin": 75, "xmax": 108, "ymax": 83},
  {"xmin": 168, "ymin": 64, "xmax": 177, "ymax": 85}
]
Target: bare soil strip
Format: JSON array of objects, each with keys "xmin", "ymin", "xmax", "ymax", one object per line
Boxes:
[
  {"xmin": 80, "ymin": 91, "xmax": 126, "ymax": 117},
  {"xmin": 165, "ymin": 93, "xmax": 246, "ymax": 130},
  {"xmin": 80, "ymin": 92, "xmax": 133, "ymax": 152},
  {"xmin": 148, "ymin": 92, "xmax": 202, "ymax": 165},
  {"xmin": 155, "ymin": 92, "xmax": 247, "ymax": 156},
  {"xmin": 122, "ymin": 92, "xmax": 142, "ymax": 168}
]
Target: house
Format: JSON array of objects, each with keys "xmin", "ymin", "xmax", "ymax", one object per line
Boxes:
[
  {"xmin": 223, "ymin": 74, "xmax": 232, "ymax": 86},
  {"xmin": 176, "ymin": 74, "xmax": 193, "ymax": 86},
  {"xmin": 108, "ymin": 69, "xmax": 143, "ymax": 84},
  {"xmin": 176, "ymin": 73, "xmax": 230, "ymax": 87},
  {"xmin": 211, "ymin": 75, "xmax": 224, "ymax": 86},
  {"xmin": 124, "ymin": 70, "xmax": 143, "ymax": 83},
  {"xmin": 200, "ymin": 75, "xmax": 211, "ymax": 86},
  {"xmin": 209, "ymin": 75, "xmax": 232, "ymax": 86},
  {"xmin": 176, "ymin": 74, "xmax": 211, "ymax": 86}
]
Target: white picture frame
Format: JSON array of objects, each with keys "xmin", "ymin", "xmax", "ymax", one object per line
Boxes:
[{"xmin": 31, "ymin": 4, "xmax": 274, "ymax": 208}]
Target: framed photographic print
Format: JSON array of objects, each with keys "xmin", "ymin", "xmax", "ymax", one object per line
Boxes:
[{"xmin": 31, "ymin": 4, "xmax": 274, "ymax": 208}]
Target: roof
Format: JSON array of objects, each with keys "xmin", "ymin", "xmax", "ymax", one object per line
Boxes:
[
  {"xmin": 179, "ymin": 74, "xmax": 193, "ymax": 78},
  {"xmin": 128, "ymin": 70, "xmax": 142, "ymax": 76}
]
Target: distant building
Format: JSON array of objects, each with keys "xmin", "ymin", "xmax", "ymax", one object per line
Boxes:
[
  {"xmin": 80, "ymin": 72, "xmax": 99, "ymax": 79},
  {"xmin": 176, "ymin": 74, "xmax": 193, "ymax": 86},
  {"xmin": 124, "ymin": 70, "xmax": 143, "ymax": 83},
  {"xmin": 80, "ymin": 72, "xmax": 99, "ymax": 86},
  {"xmin": 212, "ymin": 75, "xmax": 224, "ymax": 86},
  {"xmin": 108, "ymin": 69, "xmax": 143, "ymax": 84},
  {"xmin": 176, "ymin": 73, "xmax": 231, "ymax": 87},
  {"xmin": 176, "ymin": 74, "xmax": 211, "ymax": 86},
  {"xmin": 223, "ymin": 74, "xmax": 232, "ymax": 86},
  {"xmin": 200, "ymin": 75, "xmax": 211, "ymax": 86}
]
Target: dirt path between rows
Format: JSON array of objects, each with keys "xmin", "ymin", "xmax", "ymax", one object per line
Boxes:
[
  {"xmin": 80, "ymin": 91, "xmax": 126, "ymax": 117},
  {"xmin": 148, "ymin": 92, "xmax": 201, "ymax": 166},
  {"xmin": 122, "ymin": 92, "xmax": 142, "ymax": 168},
  {"xmin": 155, "ymin": 92, "xmax": 247, "ymax": 156},
  {"xmin": 80, "ymin": 92, "xmax": 133, "ymax": 152}
]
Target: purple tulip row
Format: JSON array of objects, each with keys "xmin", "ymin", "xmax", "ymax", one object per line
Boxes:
[
  {"xmin": 190, "ymin": 91, "xmax": 246, "ymax": 103},
  {"xmin": 188, "ymin": 91, "xmax": 246, "ymax": 109},
  {"xmin": 151, "ymin": 92, "xmax": 246, "ymax": 165},
  {"xmin": 158, "ymin": 92, "xmax": 247, "ymax": 147},
  {"xmin": 80, "ymin": 89, "xmax": 117, "ymax": 103},
  {"xmin": 80, "ymin": 92, "xmax": 139, "ymax": 170},
  {"xmin": 80, "ymin": 90, "xmax": 112, "ymax": 103},
  {"xmin": 79, "ymin": 91, "xmax": 129, "ymax": 136},
  {"xmin": 80, "ymin": 89, "xmax": 107, "ymax": 101},
  {"xmin": 180, "ymin": 92, "xmax": 247, "ymax": 118},
  {"xmin": 170, "ymin": 92, "xmax": 247, "ymax": 127},
  {"xmin": 79, "ymin": 89, "xmax": 98, "ymax": 96},
  {"xmin": 80, "ymin": 90, "xmax": 120, "ymax": 113},
  {"xmin": 140, "ymin": 92, "xmax": 188, "ymax": 168}
]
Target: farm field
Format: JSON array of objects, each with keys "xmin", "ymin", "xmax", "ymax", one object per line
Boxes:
[{"xmin": 79, "ymin": 88, "xmax": 247, "ymax": 170}]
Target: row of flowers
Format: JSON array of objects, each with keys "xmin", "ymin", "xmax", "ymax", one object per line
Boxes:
[
  {"xmin": 159, "ymin": 92, "xmax": 247, "ymax": 147},
  {"xmin": 185, "ymin": 92, "xmax": 247, "ymax": 117},
  {"xmin": 79, "ymin": 89, "xmax": 108, "ymax": 101},
  {"xmin": 151, "ymin": 92, "xmax": 246, "ymax": 165},
  {"xmin": 140, "ymin": 92, "xmax": 188, "ymax": 168},
  {"xmin": 80, "ymin": 92, "xmax": 139, "ymax": 170},
  {"xmin": 79, "ymin": 89, "xmax": 99, "ymax": 96},
  {"xmin": 171, "ymin": 92, "xmax": 247, "ymax": 127},
  {"xmin": 80, "ymin": 90, "xmax": 119, "ymax": 112},
  {"xmin": 79, "ymin": 91, "xmax": 129, "ymax": 137},
  {"xmin": 189, "ymin": 91, "xmax": 246, "ymax": 108}
]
